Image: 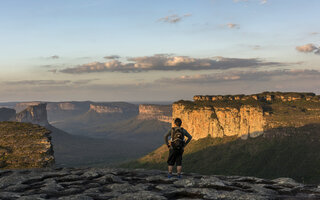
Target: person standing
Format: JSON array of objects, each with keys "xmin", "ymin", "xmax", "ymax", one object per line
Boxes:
[{"xmin": 164, "ymin": 118, "xmax": 192, "ymax": 178}]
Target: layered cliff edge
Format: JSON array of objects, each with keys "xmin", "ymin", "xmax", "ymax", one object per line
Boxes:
[
  {"xmin": 173, "ymin": 92, "xmax": 320, "ymax": 140},
  {"xmin": 137, "ymin": 104, "xmax": 172, "ymax": 123},
  {"xmin": 15, "ymin": 103, "xmax": 49, "ymax": 126},
  {"xmin": 1, "ymin": 167, "xmax": 320, "ymax": 200},
  {"xmin": 0, "ymin": 122, "xmax": 54, "ymax": 169}
]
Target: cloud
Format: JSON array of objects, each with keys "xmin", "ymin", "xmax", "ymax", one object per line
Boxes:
[
  {"xmin": 310, "ymin": 32, "xmax": 319, "ymax": 35},
  {"xmin": 260, "ymin": 0, "xmax": 267, "ymax": 4},
  {"xmin": 158, "ymin": 13, "xmax": 192, "ymax": 24},
  {"xmin": 59, "ymin": 54, "xmax": 282, "ymax": 74},
  {"xmin": 233, "ymin": 0, "xmax": 248, "ymax": 2},
  {"xmin": 296, "ymin": 43, "xmax": 320, "ymax": 55},
  {"xmin": 227, "ymin": 23, "xmax": 240, "ymax": 29},
  {"xmin": 251, "ymin": 45, "xmax": 261, "ymax": 50},
  {"xmin": 4, "ymin": 80, "xmax": 71, "ymax": 86},
  {"xmin": 233, "ymin": 0, "xmax": 267, "ymax": 4},
  {"xmin": 3, "ymin": 79, "xmax": 98, "ymax": 86},
  {"xmin": 48, "ymin": 55, "xmax": 59, "ymax": 59},
  {"xmin": 48, "ymin": 69, "xmax": 58, "ymax": 73},
  {"xmin": 156, "ymin": 69, "xmax": 320, "ymax": 84},
  {"xmin": 104, "ymin": 55, "xmax": 120, "ymax": 60}
]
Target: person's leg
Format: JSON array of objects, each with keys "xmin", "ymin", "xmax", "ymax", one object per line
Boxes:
[
  {"xmin": 167, "ymin": 148, "xmax": 175, "ymax": 178},
  {"xmin": 176, "ymin": 150, "xmax": 183, "ymax": 178},
  {"xmin": 177, "ymin": 165, "xmax": 182, "ymax": 174}
]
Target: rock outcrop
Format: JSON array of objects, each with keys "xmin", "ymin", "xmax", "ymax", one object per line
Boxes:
[
  {"xmin": 0, "ymin": 167, "xmax": 319, "ymax": 199},
  {"xmin": 174, "ymin": 92, "xmax": 320, "ymax": 140},
  {"xmin": 89, "ymin": 104, "xmax": 124, "ymax": 114},
  {"xmin": 0, "ymin": 122, "xmax": 54, "ymax": 169},
  {"xmin": 173, "ymin": 103, "xmax": 265, "ymax": 140},
  {"xmin": 138, "ymin": 104, "xmax": 172, "ymax": 123},
  {"xmin": 14, "ymin": 102, "xmax": 41, "ymax": 113},
  {"xmin": 0, "ymin": 108, "xmax": 16, "ymax": 121},
  {"xmin": 16, "ymin": 103, "xmax": 49, "ymax": 126},
  {"xmin": 194, "ymin": 92, "xmax": 320, "ymax": 102},
  {"xmin": 88, "ymin": 103, "xmax": 138, "ymax": 115},
  {"xmin": 47, "ymin": 102, "xmax": 76, "ymax": 111}
]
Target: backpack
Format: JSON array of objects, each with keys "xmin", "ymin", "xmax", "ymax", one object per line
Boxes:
[{"xmin": 170, "ymin": 127, "xmax": 185, "ymax": 150}]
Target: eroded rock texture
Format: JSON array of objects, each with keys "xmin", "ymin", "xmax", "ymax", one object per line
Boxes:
[
  {"xmin": 0, "ymin": 167, "xmax": 319, "ymax": 200},
  {"xmin": 16, "ymin": 104, "xmax": 49, "ymax": 126},
  {"xmin": 0, "ymin": 122, "xmax": 54, "ymax": 169},
  {"xmin": 138, "ymin": 104, "xmax": 172, "ymax": 123},
  {"xmin": 173, "ymin": 104, "xmax": 265, "ymax": 140}
]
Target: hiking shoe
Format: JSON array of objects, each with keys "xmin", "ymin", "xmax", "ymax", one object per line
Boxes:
[
  {"xmin": 168, "ymin": 174, "xmax": 173, "ymax": 178},
  {"xmin": 177, "ymin": 174, "xmax": 182, "ymax": 179}
]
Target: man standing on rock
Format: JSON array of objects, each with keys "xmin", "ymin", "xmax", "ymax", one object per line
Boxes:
[{"xmin": 164, "ymin": 118, "xmax": 192, "ymax": 178}]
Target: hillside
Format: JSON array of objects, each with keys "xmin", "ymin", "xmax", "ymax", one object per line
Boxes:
[{"xmin": 121, "ymin": 124, "xmax": 320, "ymax": 184}]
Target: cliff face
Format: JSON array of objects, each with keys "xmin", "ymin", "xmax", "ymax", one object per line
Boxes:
[
  {"xmin": 0, "ymin": 122, "xmax": 54, "ymax": 169},
  {"xmin": 138, "ymin": 104, "xmax": 172, "ymax": 123},
  {"xmin": 174, "ymin": 92, "xmax": 320, "ymax": 140},
  {"xmin": 16, "ymin": 103, "xmax": 49, "ymax": 126},
  {"xmin": 88, "ymin": 103, "xmax": 138, "ymax": 114},
  {"xmin": 173, "ymin": 104, "xmax": 265, "ymax": 140},
  {"xmin": 15, "ymin": 102, "xmax": 41, "ymax": 113},
  {"xmin": 55, "ymin": 103, "xmax": 76, "ymax": 110},
  {"xmin": 89, "ymin": 104, "xmax": 123, "ymax": 113}
]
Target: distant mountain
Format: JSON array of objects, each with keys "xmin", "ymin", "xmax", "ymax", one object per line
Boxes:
[
  {"xmin": 50, "ymin": 102, "xmax": 171, "ymax": 145},
  {"xmin": 0, "ymin": 108, "xmax": 16, "ymax": 121},
  {"xmin": 1, "ymin": 102, "xmax": 170, "ymax": 167},
  {"xmin": 47, "ymin": 124, "xmax": 164, "ymax": 167}
]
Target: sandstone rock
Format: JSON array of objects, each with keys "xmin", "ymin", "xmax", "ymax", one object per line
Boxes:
[
  {"xmin": 173, "ymin": 103, "xmax": 266, "ymax": 140},
  {"xmin": 89, "ymin": 104, "xmax": 123, "ymax": 113},
  {"xmin": 15, "ymin": 102, "xmax": 42, "ymax": 113},
  {"xmin": 15, "ymin": 103, "xmax": 49, "ymax": 126},
  {"xmin": 138, "ymin": 104, "xmax": 172, "ymax": 123}
]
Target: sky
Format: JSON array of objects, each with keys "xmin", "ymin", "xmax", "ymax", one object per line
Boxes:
[{"xmin": 0, "ymin": 0, "xmax": 319, "ymax": 102}]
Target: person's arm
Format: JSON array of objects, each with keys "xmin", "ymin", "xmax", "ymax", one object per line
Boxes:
[
  {"xmin": 183, "ymin": 129, "xmax": 192, "ymax": 146},
  {"xmin": 164, "ymin": 129, "xmax": 172, "ymax": 148}
]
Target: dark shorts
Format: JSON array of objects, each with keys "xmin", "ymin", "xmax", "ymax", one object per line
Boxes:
[{"xmin": 167, "ymin": 148, "xmax": 184, "ymax": 166}]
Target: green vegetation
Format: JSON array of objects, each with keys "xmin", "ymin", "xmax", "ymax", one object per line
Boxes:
[
  {"xmin": 121, "ymin": 124, "xmax": 320, "ymax": 184},
  {"xmin": 0, "ymin": 122, "xmax": 54, "ymax": 169},
  {"xmin": 263, "ymin": 100, "xmax": 320, "ymax": 128},
  {"xmin": 177, "ymin": 98, "xmax": 262, "ymax": 111}
]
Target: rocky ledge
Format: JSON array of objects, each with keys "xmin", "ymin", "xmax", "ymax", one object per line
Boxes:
[{"xmin": 0, "ymin": 168, "xmax": 319, "ymax": 200}]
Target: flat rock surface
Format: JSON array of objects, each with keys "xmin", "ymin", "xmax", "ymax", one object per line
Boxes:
[{"xmin": 0, "ymin": 167, "xmax": 319, "ymax": 200}]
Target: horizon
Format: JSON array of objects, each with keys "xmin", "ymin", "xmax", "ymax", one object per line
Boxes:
[
  {"xmin": 1, "ymin": 0, "xmax": 320, "ymax": 101},
  {"xmin": 1, "ymin": 90, "xmax": 319, "ymax": 104}
]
